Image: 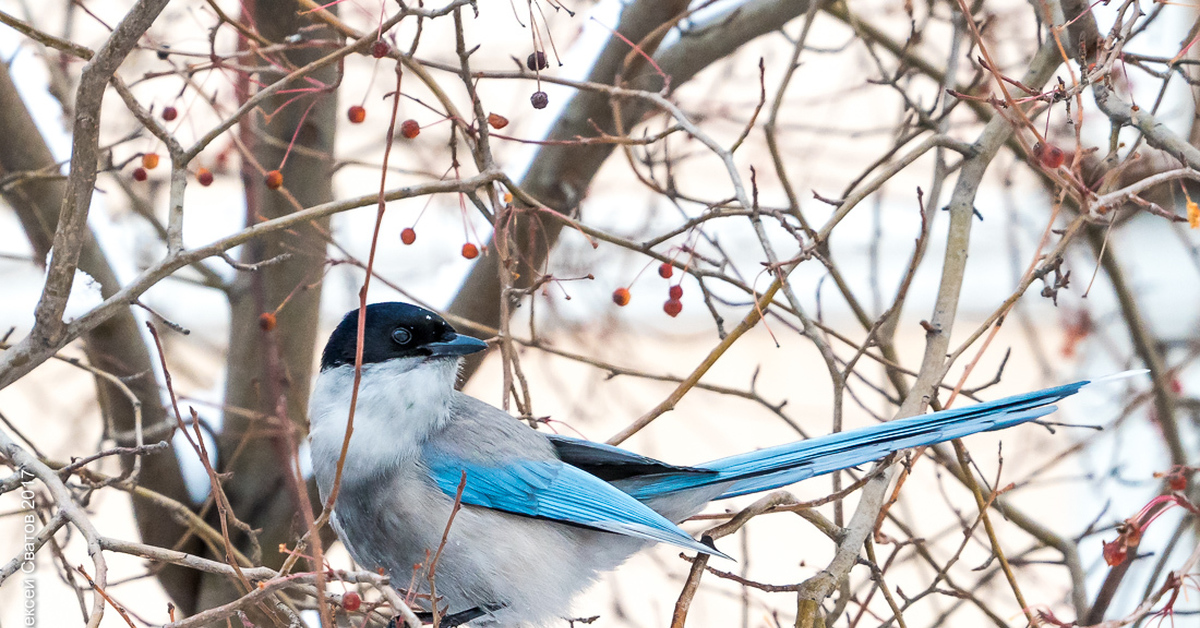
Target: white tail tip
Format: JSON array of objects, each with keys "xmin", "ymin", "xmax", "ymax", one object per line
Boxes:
[{"xmin": 1081, "ymin": 369, "xmax": 1150, "ymax": 390}]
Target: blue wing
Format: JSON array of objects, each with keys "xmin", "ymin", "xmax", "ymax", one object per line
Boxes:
[
  {"xmin": 423, "ymin": 450, "xmax": 730, "ymax": 559},
  {"xmin": 612, "ymin": 380, "xmax": 1096, "ymax": 501}
]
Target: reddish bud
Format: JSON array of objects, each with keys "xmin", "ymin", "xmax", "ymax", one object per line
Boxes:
[
  {"xmin": 161, "ymin": 106, "xmax": 178, "ymax": 121},
  {"xmin": 1125, "ymin": 522, "xmax": 1144, "ymax": 547},
  {"xmin": 264, "ymin": 170, "xmax": 284, "ymax": 190},
  {"xmin": 371, "ymin": 40, "xmax": 389, "ymax": 59},
  {"xmin": 1102, "ymin": 539, "xmax": 1127, "ymax": 566},
  {"xmin": 342, "ymin": 591, "xmax": 361, "ymax": 612},
  {"xmin": 526, "ymin": 51, "xmax": 548, "ymax": 71},
  {"xmin": 488, "ymin": 113, "xmax": 509, "ymax": 129},
  {"xmin": 347, "ymin": 105, "xmax": 366, "ymax": 124},
  {"xmin": 400, "ymin": 119, "xmax": 420, "ymax": 139},
  {"xmin": 461, "ymin": 243, "xmax": 479, "ymax": 259},
  {"xmin": 530, "ymin": 91, "xmax": 548, "ymax": 109},
  {"xmin": 400, "ymin": 227, "xmax": 416, "ymax": 245},
  {"xmin": 196, "ymin": 167, "xmax": 214, "ymax": 186},
  {"xmin": 658, "ymin": 263, "xmax": 673, "ymax": 279},
  {"xmin": 132, "ymin": 167, "xmax": 148, "ymax": 182},
  {"xmin": 663, "ymin": 298, "xmax": 682, "ymax": 317},
  {"xmin": 258, "ymin": 312, "xmax": 277, "ymax": 331},
  {"xmin": 142, "ymin": 153, "xmax": 160, "ymax": 170},
  {"xmin": 668, "ymin": 284, "xmax": 683, "ymax": 300},
  {"xmin": 612, "ymin": 287, "xmax": 630, "ymax": 307}
]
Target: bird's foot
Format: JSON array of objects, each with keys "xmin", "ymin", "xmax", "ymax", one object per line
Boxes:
[{"xmin": 392, "ymin": 603, "xmax": 503, "ymax": 627}]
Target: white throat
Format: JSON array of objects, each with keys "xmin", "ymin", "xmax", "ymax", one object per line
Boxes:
[{"xmin": 307, "ymin": 357, "xmax": 459, "ymax": 490}]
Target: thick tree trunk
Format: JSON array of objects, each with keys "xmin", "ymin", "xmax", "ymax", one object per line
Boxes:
[
  {"xmin": 0, "ymin": 60, "xmax": 200, "ymax": 607},
  {"xmin": 197, "ymin": 0, "xmax": 338, "ymax": 614}
]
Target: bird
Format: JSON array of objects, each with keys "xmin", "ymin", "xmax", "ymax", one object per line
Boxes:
[{"xmin": 307, "ymin": 301, "xmax": 1126, "ymax": 627}]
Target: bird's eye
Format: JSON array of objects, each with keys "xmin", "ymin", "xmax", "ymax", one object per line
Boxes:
[{"xmin": 391, "ymin": 327, "xmax": 412, "ymax": 345}]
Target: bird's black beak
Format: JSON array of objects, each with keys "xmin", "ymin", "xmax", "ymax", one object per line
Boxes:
[{"xmin": 426, "ymin": 334, "xmax": 489, "ymax": 357}]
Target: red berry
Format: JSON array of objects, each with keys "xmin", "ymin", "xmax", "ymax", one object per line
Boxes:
[
  {"xmin": 663, "ymin": 299, "xmax": 682, "ymax": 317},
  {"xmin": 400, "ymin": 119, "xmax": 420, "ymax": 139},
  {"xmin": 612, "ymin": 288, "xmax": 630, "ymax": 306},
  {"xmin": 1044, "ymin": 147, "xmax": 1064, "ymax": 168},
  {"xmin": 196, "ymin": 167, "xmax": 214, "ymax": 186},
  {"xmin": 488, "ymin": 113, "xmax": 509, "ymax": 129},
  {"xmin": 668, "ymin": 284, "xmax": 683, "ymax": 300},
  {"xmin": 132, "ymin": 167, "xmax": 148, "ymax": 181},
  {"xmin": 142, "ymin": 153, "xmax": 160, "ymax": 170},
  {"xmin": 526, "ymin": 51, "xmax": 548, "ymax": 71},
  {"xmin": 342, "ymin": 591, "xmax": 362, "ymax": 612},
  {"xmin": 400, "ymin": 227, "xmax": 416, "ymax": 245},
  {"xmin": 658, "ymin": 263, "xmax": 673, "ymax": 279},
  {"xmin": 371, "ymin": 40, "xmax": 389, "ymax": 59},
  {"xmin": 264, "ymin": 170, "xmax": 284, "ymax": 190},
  {"xmin": 347, "ymin": 105, "xmax": 366, "ymax": 124},
  {"xmin": 1034, "ymin": 142, "xmax": 1065, "ymax": 169},
  {"xmin": 258, "ymin": 312, "xmax": 277, "ymax": 331},
  {"xmin": 461, "ymin": 243, "xmax": 479, "ymax": 259},
  {"xmin": 530, "ymin": 91, "xmax": 548, "ymax": 109},
  {"xmin": 161, "ymin": 106, "xmax": 178, "ymax": 121}
]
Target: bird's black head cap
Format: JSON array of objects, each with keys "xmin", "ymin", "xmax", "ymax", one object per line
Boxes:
[{"xmin": 320, "ymin": 302, "xmax": 488, "ymax": 371}]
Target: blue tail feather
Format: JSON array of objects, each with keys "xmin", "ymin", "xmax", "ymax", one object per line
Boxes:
[{"xmin": 615, "ymin": 381, "xmax": 1090, "ymax": 501}]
